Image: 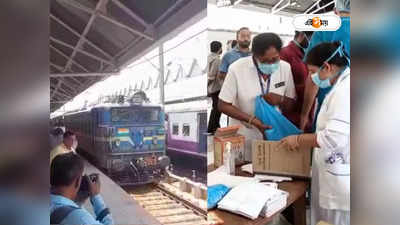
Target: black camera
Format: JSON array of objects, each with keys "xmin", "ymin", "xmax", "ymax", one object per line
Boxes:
[
  {"xmin": 75, "ymin": 174, "xmax": 98, "ymax": 205},
  {"xmin": 79, "ymin": 173, "xmax": 99, "ymax": 193}
]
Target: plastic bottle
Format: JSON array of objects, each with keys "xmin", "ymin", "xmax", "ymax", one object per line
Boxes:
[{"xmin": 224, "ymin": 142, "xmax": 235, "ymax": 175}]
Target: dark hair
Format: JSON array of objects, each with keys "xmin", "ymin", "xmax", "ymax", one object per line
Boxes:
[
  {"xmin": 294, "ymin": 31, "xmax": 313, "ymax": 40},
  {"xmin": 210, "ymin": 41, "xmax": 222, "ymax": 53},
  {"xmin": 294, "ymin": 31, "xmax": 302, "ymax": 38},
  {"xmin": 236, "ymin": 27, "xmax": 250, "ymax": 38},
  {"xmin": 50, "ymin": 153, "xmax": 84, "ymax": 187},
  {"xmin": 52, "ymin": 127, "xmax": 64, "ymax": 136},
  {"xmin": 304, "ymin": 31, "xmax": 313, "ymax": 40},
  {"xmin": 231, "ymin": 40, "xmax": 238, "ymax": 48},
  {"xmin": 63, "ymin": 131, "xmax": 75, "ymax": 139},
  {"xmin": 251, "ymin": 33, "xmax": 282, "ymax": 56},
  {"xmin": 305, "ymin": 41, "xmax": 349, "ymax": 67}
]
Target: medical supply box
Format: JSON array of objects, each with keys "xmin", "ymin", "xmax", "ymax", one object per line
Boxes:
[
  {"xmin": 214, "ymin": 125, "xmax": 245, "ymax": 168},
  {"xmin": 252, "ymin": 140, "xmax": 311, "ymax": 178}
]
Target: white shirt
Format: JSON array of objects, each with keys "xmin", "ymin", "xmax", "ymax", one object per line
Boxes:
[
  {"xmin": 314, "ymin": 67, "xmax": 350, "ymax": 211},
  {"xmin": 219, "ymin": 56, "xmax": 296, "ymax": 161}
]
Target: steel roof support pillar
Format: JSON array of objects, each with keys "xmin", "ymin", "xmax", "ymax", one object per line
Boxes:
[{"xmin": 158, "ymin": 43, "xmax": 165, "ymax": 107}]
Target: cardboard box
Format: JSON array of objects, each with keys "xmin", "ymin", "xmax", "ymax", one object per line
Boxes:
[
  {"xmin": 214, "ymin": 125, "xmax": 245, "ymax": 167},
  {"xmin": 252, "ymin": 140, "xmax": 311, "ymax": 178}
]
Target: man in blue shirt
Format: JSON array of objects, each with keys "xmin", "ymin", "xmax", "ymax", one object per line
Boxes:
[
  {"xmin": 300, "ymin": 0, "xmax": 350, "ymax": 131},
  {"xmin": 218, "ymin": 27, "xmax": 252, "ymax": 80},
  {"xmin": 50, "ymin": 153, "xmax": 114, "ymax": 225}
]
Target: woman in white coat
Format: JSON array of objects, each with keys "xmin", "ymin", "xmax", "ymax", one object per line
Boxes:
[{"xmin": 279, "ymin": 41, "xmax": 350, "ymax": 225}]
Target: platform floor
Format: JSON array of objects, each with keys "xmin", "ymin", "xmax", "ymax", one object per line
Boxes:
[{"xmin": 82, "ymin": 159, "xmax": 162, "ymax": 225}]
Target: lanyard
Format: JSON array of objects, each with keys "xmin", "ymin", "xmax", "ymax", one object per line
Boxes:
[{"xmin": 252, "ymin": 56, "xmax": 270, "ymax": 95}]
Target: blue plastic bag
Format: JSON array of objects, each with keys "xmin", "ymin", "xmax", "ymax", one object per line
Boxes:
[
  {"xmin": 207, "ymin": 184, "xmax": 230, "ymax": 209},
  {"xmin": 254, "ymin": 96, "xmax": 302, "ymax": 140}
]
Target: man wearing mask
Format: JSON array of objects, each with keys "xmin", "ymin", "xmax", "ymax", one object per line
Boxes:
[
  {"xmin": 280, "ymin": 31, "xmax": 314, "ymax": 130},
  {"xmin": 207, "ymin": 41, "xmax": 223, "ymax": 134},
  {"xmin": 218, "ymin": 27, "xmax": 252, "ymax": 81},
  {"xmin": 218, "ymin": 33, "xmax": 297, "ymax": 161},
  {"xmin": 50, "ymin": 131, "xmax": 77, "ymax": 165},
  {"xmin": 300, "ymin": 0, "xmax": 350, "ymax": 131}
]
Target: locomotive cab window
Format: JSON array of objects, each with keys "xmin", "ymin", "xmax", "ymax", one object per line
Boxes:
[
  {"xmin": 142, "ymin": 109, "xmax": 159, "ymax": 122},
  {"xmin": 172, "ymin": 123, "xmax": 179, "ymax": 135},
  {"xmin": 182, "ymin": 124, "xmax": 190, "ymax": 136},
  {"xmin": 111, "ymin": 108, "xmax": 159, "ymax": 122}
]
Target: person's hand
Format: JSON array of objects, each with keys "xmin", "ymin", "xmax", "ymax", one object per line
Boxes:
[
  {"xmin": 88, "ymin": 174, "xmax": 100, "ymax": 197},
  {"xmin": 263, "ymin": 93, "xmax": 283, "ymax": 106},
  {"xmin": 252, "ymin": 118, "xmax": 272, "ymax": 137},
  {"xmin": 278, "ymin": 135, "xmax": 300, "ymax": 151},
  {"xmin": 299, "ymin": 114, "xmax": 309, "ymax": 131},
  {"xmin": 218, "ymin": 73, "xmax": 226, "ymax": 81}
]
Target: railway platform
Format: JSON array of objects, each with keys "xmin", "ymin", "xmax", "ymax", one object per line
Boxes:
[{"xmin": 82, "ymin": 158, "xmax": 162, "ymax": 225}]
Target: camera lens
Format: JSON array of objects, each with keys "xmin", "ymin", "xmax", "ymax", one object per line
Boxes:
[{"xmin": 89, "ymin": 174, "xmax": 98, "ymax": 182}]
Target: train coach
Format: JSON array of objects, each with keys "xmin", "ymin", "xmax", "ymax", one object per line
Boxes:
[{"xmin": 165, "ymin": 109, "xmax": 208, "ymax": 158}]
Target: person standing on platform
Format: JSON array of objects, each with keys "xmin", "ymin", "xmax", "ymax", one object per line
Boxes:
[
  {"xmin": 300, "ymin": 0, "xmax": 351, "ymax": 131},
  {"xmin": 226, "ymin": 40, "xmax": 238, "ymax": 52},
  {"xmin": 230, "ymin": 40, "xmax": 237, "ymax": 51},
  {"xmin": 50, "ymin": 127, "xmax": 64, "ymax": 149},
  {"xmin": 218, "ymin": 27, "xmax": 252, "ymax": 81},
  {"xmin": 219, "ymin": 28, "xmax": 252, "ymax": 126},
  {"xmin": 207, "ymin": 41, "xmax": 223, "ymax": 134},
  {"xmin": 50, "ymin": 131, "xmax": 77, "ymax": 165},
  {"xmin": 280, "ymin": 31, "xmax": 314, "ymax": 130},
  {"xmin": 218, "ymin": 33, "xmax": 297, "ymax": 161},
  {"xmin": 50, "ymin": 153, "xmax": 114, "ymax": 225},
  {"xmin": 226, "ymin": 40, "xmax": 233, "ymax": 52}
]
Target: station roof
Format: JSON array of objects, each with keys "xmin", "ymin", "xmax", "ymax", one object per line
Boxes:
[
  {"xmin": 210, "ymin": 0, "xmax": 335, "ymax": 15},
  {"xmin": 50, "ymin": 0, "xmax": 206, "ymax": 112}
]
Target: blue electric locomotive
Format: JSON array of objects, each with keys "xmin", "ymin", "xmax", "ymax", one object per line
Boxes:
[{"xmin": 54, "ymin": 102, "xmax": 169, "ymax": 185}]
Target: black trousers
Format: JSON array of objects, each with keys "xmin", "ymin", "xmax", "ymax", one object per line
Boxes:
[{"xmin": 207, "ymin": 91, "xmax": 221, "ymax": 134}]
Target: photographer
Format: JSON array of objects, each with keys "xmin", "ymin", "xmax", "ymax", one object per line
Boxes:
[{"xmin": 50, "ymin": 153, "xmax": 114, "ymax": 225}]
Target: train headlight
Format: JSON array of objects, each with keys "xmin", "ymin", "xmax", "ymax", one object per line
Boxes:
[{"xmin": 115, "ymin": 139, "xmax": 120, "ymax": 147}]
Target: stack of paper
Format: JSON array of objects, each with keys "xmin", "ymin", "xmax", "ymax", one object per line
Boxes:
[
  {"xmin": 208, "ymin": 166, "xmax": 258, "ymax": 188},
  {"xmin": 255, "ymin": 174, "xmax": 293, "ymax": 183},
  {"xmin": 217, "ymin": 182, "xmax": 288, "ymax": 220},
  {"xmin": 260, "ymin": 189, "xmax": 288, "ymax": 217}
]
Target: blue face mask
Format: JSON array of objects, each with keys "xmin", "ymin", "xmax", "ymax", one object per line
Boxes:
[
  {"xmin": 258, "ymin": 61, "xmax": 280, "ymax": 75},
  {"xmin": 311, "ymin": 42, "xmax": 350, "ymax": 88},
  {"xmin": 311, "ymin": 67, "xmax": 338, "ymax": 88}
]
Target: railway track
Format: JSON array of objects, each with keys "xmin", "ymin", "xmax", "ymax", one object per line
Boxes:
[{"xmin": 128, "ymin": 182, "xmax": 213, "ymax": 225}]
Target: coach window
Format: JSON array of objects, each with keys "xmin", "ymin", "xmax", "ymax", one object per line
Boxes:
[
  {"xmin": 172, "ymin": 123, "xmax": 179, "ymax": 135},
  {"xmin": 182, "ymin": 124, "xmax": 190, "ymax": 137}
]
